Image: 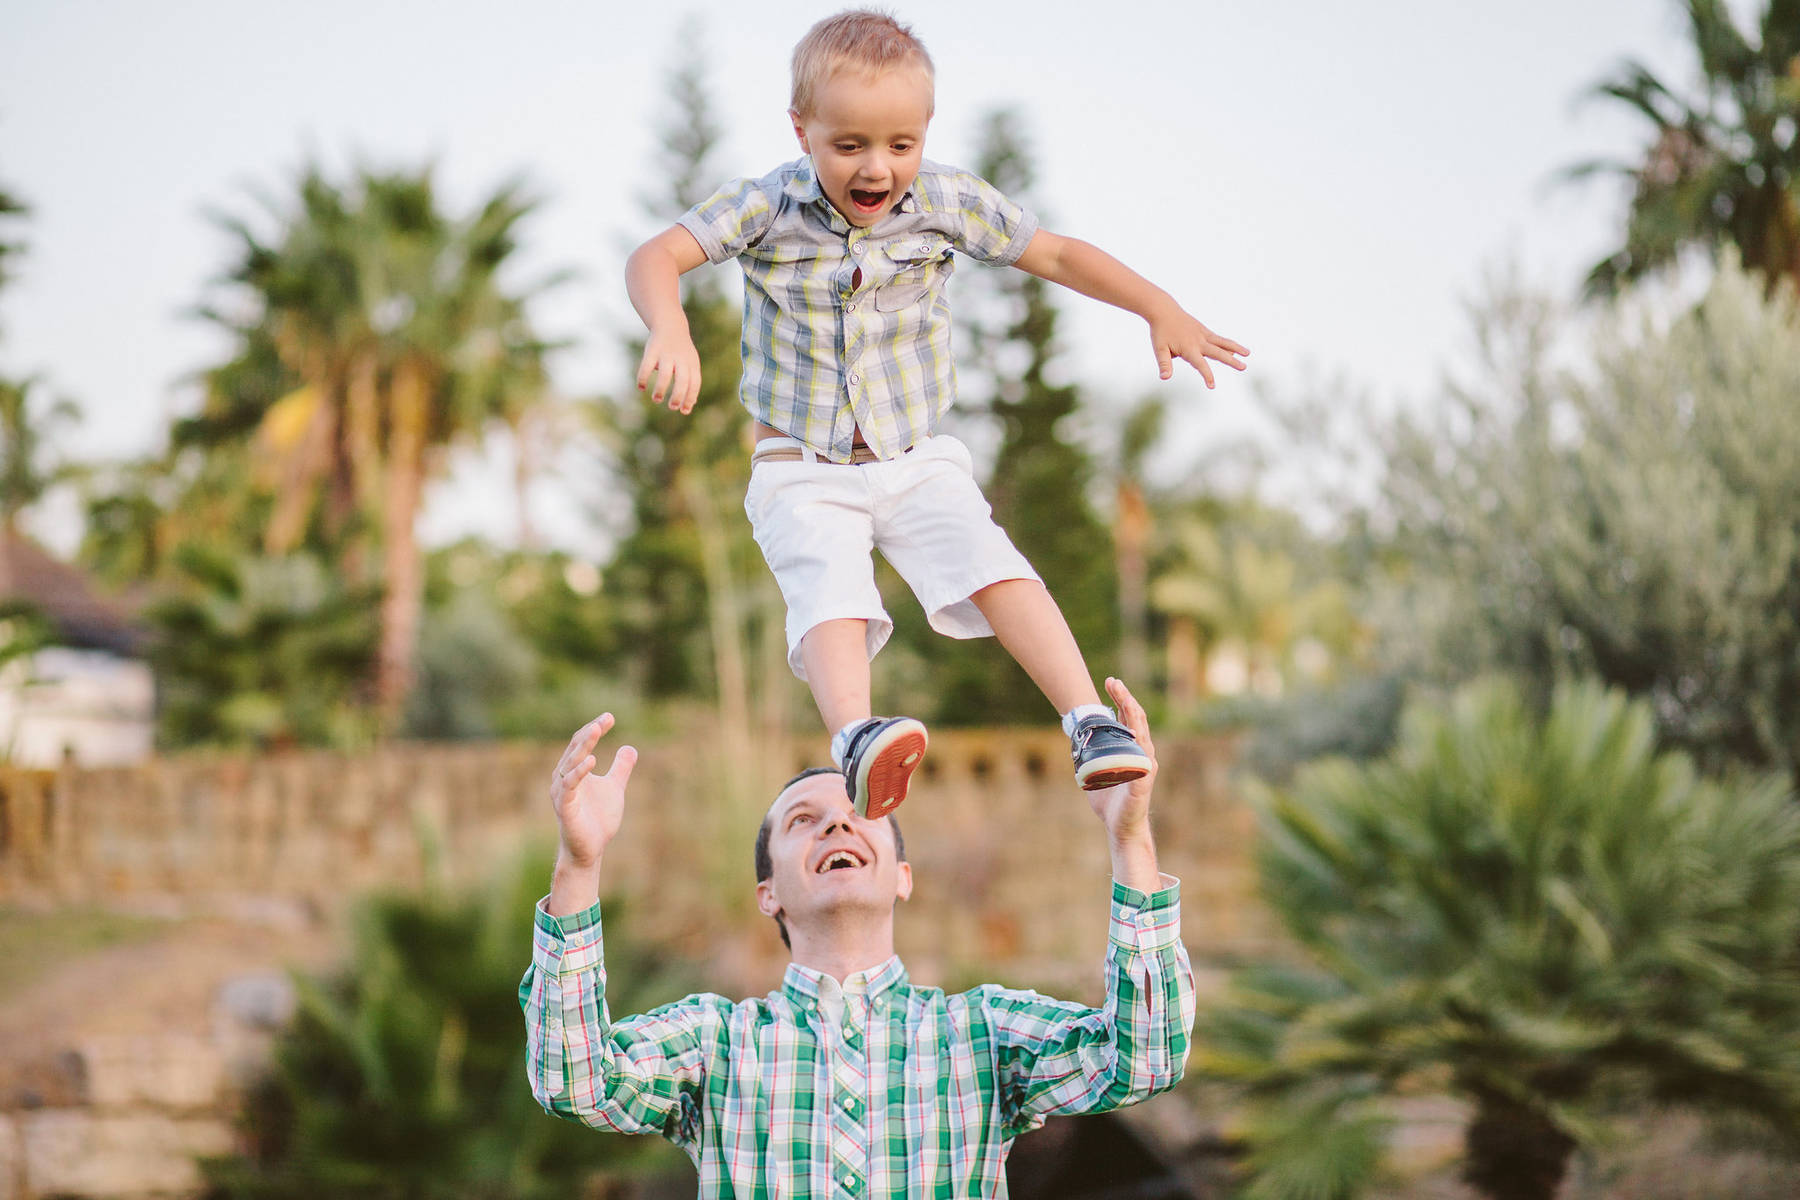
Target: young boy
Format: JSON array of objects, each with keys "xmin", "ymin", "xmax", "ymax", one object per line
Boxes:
[{"xmin": 626, "ymin": 9, "xmax": 1248, "ymax": 819}]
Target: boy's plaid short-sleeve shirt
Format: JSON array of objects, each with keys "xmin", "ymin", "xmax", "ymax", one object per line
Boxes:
[
  {"xmin": 521, "ymin": 879, "xmax": 1194, "ymax": 1199},
  {"xmin": 678, "ymin": 157, "xmax": 1039, "ymax": 463}
]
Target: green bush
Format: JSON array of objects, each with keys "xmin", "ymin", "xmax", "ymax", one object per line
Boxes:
[
  {"xmin": 1201, "ymin": 678, "xmax": 1800, "ymax": 1200},
  {"xmin": 203, "ymin": 854, "xmax": 696, "ymax": 1199}
]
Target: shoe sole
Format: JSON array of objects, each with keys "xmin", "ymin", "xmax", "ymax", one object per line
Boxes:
[
  {"xmin": 854, "ymin": 722, "xmax": 929, "ymax": 819},
  {"xmin": 1076, "ymin": 752, "xmax": 1151, "ymax": 791}
]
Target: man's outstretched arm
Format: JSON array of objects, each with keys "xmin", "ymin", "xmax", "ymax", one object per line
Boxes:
[
  {"xmin": 987, "ymin": 680, "xmax": 1198, "ymax": 1131},
  {"xmin": 522, "ymin": 715, "xmax": 716, "ymax": 1142}
]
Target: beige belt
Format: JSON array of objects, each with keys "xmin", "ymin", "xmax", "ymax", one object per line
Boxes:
[{"xmin": 751, "ymin": 437, "xmax": 915, "ymax": 465}]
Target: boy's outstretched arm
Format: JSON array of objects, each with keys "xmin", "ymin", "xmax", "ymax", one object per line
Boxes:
[
  {"xmin": 1012, "ymin": 230, "xmax": 1249, "ymax": 389},
  {"xmin": 625, "ymin": 226, "xmax": 710, "ymax": 414}
]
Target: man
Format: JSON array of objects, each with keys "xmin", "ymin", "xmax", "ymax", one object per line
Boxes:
[{"xmin": 521, "ymin": 677, "xmax": 1195, "ymax": 1197}]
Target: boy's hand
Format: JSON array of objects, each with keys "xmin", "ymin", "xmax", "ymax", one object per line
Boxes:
[
  {"xmin": 636, "ymin": 327, "xmax": 703, "ymax": 414},
  {"xmin": 1148, "ymin": 304, "xmax": 1249, "ymax": 389}
]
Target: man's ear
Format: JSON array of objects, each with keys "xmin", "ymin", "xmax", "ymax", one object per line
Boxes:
[
  {"xmin": 756, "ymin": 878, "xmax": 783, "ymax": 920},
  {"xmin": 894, "ymin": 860, "xmax": 913, "ymax": 903},
  {"xmin": 789, "ymin": 110, "xmax": 811, "ymax": 154}
]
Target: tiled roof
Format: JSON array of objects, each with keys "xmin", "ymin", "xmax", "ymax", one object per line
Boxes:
[{"xmin": 0, "ymin": 529, "xmax": 144, "ymax": 656}]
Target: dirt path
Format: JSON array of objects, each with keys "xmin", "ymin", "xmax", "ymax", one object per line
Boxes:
[{"xmin": 0, "ymin": 911, "xmax": 338, "ymax": 1105}]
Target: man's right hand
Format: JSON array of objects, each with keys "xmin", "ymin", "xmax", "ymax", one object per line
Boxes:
[{"xmin": 550, "ymin": 713, "xmax": 638, "ymax": 871}]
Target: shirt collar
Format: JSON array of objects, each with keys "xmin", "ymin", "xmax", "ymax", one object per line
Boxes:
[
  {"xmin": 781, "ymin": 954, "xmax": 909, "ymax": 1007},
  {"xmin": 786, "ymin": 157, "xmax": 922, "ymax": 226}
]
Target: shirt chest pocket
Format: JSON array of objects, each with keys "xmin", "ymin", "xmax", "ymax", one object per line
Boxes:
[{"xmin": 873, "ymin": 235, "xmax": 952, "ymax": 312}]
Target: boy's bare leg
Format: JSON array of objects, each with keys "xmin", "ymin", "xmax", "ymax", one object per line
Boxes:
[
  {"xmin": 799, "ymin": 618, "xmax": 874, "ymax": 735},
  {"xmin": 970, "ymin": 579, "xmax": 1104, "ymax": 713},
  {"xmin": 973, "ymin": 578, "xmax": 1149, "ymax": 790},
  {"xmin": 799, "ymin": 617, "xmax": 926, "ymax": 819}
]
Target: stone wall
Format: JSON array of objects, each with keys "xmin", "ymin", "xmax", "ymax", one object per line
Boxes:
[
  {"xmin": 0, "ymin": 728, "xmax": 1275, "ymax": 1199},
  {"xmin": 0, "ymin": 727, "xmax": 1274, "ymax": 975}
]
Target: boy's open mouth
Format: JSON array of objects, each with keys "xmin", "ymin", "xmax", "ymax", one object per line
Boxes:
[{"xmin": 849, "ymin": 188, "xmax": 889, "ymax": 214}]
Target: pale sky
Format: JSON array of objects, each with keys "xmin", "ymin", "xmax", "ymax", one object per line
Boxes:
[{"xmin": 1, "ymin": 1, "xmax": 1704, "ymax": 557}]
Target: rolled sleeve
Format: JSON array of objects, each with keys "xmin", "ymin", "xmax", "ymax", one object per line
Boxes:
[
  {"xmin": 949, "ymin": 170, "xmax": 1039, "ymax": 267},
  {"xmin": 677, "ymin": 177, "xmax": 776, "ymax": 264}
]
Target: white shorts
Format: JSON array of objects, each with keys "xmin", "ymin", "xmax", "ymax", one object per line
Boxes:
[{"xmin": 743, "ymin": 434, "xmax": 1041, "ymax": 680}]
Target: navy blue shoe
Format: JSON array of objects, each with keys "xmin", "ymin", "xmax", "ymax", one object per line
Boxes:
[
  {"xmin": 839, "ymin": 717, "xmax": 928, "ymax": 818},
  {"xmin": 1070, "ymin": 713, "xmax": 1151, "ymax": 791}
]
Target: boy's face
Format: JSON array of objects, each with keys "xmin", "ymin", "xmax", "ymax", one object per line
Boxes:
[{"xmin": 790, "ymin": 64, "xmax": 933, "ymax": 228}]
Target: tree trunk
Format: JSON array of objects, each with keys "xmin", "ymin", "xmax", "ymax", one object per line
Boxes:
[
  {"xmin": 679, "ymin": 462, "xmax": 757, "ymax": 809},
  {"xmin": 264, "ymin": 381, "xmax": 339, "ymax": 556},
  {"xmin": 374, "ymin": 360, "xmax": 429, "ymax": 734},
  {"xmin": 512, "ymin": 408, "xmax": 541, "ymax": 551},
  {"xmin": 1114, "ymin": 479, "xmax": 1151, "ymax": 686},
  {"xmin": 1461, "ymin": 1086, "xmax": 1576, "ymax": 1200}
]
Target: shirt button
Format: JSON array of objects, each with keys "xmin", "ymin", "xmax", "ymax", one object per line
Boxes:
[
  {"xmin": 846, "ymin": 301, "xmax": 857, "ymax": 312},
  {"xmin": 842, "ymin": 1095, "xmax": 856, "ymax": 1110},
  {"xmin": 848, "ymin": 372, "xmax": 861, "ymax": 386},
  {"xmin": 844, "ymin": 1174, "xmax": 856, "ymax": 1187}
]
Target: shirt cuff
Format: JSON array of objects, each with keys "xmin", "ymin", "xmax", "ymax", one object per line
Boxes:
[
  {"xmin": 1108, "ymin": 874, "xmax": 1182, "ymax": 952},
  {"xmin": 533, "ymin": 896, "xmax": 606, "ymax": 977}
]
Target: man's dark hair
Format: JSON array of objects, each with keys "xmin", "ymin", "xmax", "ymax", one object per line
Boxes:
[{"xmin": 754, "ymin": 766, "xmax": 906, "ymax": 949}]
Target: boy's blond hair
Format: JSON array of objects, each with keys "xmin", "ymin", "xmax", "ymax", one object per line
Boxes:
[{"xmin": 790, "ymin": 8, "xmax": 935, "ymax": 118}]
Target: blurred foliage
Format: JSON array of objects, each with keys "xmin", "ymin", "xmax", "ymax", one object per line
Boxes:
[
  {"xmin": 599, "ymin": 32, "xmax": 762, "ymax": 704},
  {"xmin": 0, "ymin": 374, "xmax": 80, "ymax": 534},
  {"xmin": 1567, "ymin": 0, "xmax": 1800, "ymax": 297},
  {"xmin": 146, "ymin": 545, "xmax": 381, "ymax": 748},
  {"xmin": 1200, "ymin": 679, "xmax": 1800, "ymax": 1200},
  {"xmin": 405, "ymin": 540, "xmax": 622, "ymax": 741},
  {"xmin": 1213, "ymin": 673, "xmax": 1407, "ymax": 785},
  {"xmin": 203, "ymin": 854, "xmax": 697, "ymax": 1199},
  {"xmin": 199, "ymin": 163, "xmax": 558, "ymax": 728},
  {"xmin": 1366, "ymin": 256, "xmax": 1800, "ymax": 784},
  {"xmin": 0, "ymin": 181, "xmax": 28, "ymax": 338}
]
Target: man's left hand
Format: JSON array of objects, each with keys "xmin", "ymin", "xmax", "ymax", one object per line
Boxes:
[{"xmin": 1087, "ymin": 677, "xmax": 1157, "ymax": 846}]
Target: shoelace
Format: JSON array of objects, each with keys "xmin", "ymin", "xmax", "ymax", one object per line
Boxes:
[{"xmin": 1072, "ymin": 719, "xmax": 1132, "ymax": 753}]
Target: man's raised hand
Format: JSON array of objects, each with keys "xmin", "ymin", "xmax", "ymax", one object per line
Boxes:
[
  {"xmin": 1087, "ymin": 679, "xmax": 1162, "ymax": 892},
  {"xmin": 550, "ymin": 713, "xmax": 638, "ymax": 870}
]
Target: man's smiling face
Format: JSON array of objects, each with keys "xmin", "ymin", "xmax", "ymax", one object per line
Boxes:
[
  {"xmin": 756, "ymin": 772, "xmax": 912, "ymax": 940},
  {"xmin": 789, "ymin": 64, "xmax": 933, "ymax": 228}
]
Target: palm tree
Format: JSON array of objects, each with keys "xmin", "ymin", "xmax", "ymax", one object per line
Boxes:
[
  {"xmin": 0, "ymin": 375, "xmax": 80, "ymax": 536},
  {"xmin": 1150, "ymin": 505, "xmax": 1355, "ymax": 707},
  {"xmin": 204, "ymin": 165, "xmax": 557, "ymax": 730},
  {"xmin": 146, "ymin": 545, "xmax": 381, "ymax": 748},
  {"xmin": 1569, "ymin": 0, "xmax": 1800, "ymax": 297},
  {"xmin": 0, "ymin": 185, "xmax": 27, "ymax": 305},
  {"xmin": 1201, "ymin": 679, "xmax": 1800, "ymax": 1200}
]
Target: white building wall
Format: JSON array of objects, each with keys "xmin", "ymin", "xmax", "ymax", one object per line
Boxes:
[{"xmin": 0, "ymin": 648, "xmax": 156, "ymax": 767}]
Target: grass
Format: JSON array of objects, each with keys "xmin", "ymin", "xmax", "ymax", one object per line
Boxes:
[{"xmin": 0, "ymin": 903, "xmax": 178, "ymax": 1000}]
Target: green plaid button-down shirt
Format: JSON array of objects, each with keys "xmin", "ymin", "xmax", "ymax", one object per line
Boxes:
[
  {"xmin": 522, "ymin": 878, "xmax": 1194, "ymax": 1198},
  {"xmin": 677, "ymin": 157, "xmax": 1039, "ymax": 463}
]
